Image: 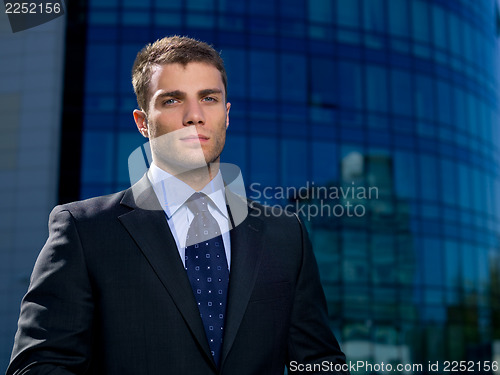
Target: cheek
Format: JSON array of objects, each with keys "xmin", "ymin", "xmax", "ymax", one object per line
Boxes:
[
  {"xmin": 215, "ymin": 126, "xmax": 227, "ymax": 143},
  {"xmin": 147, "ymin": 123, "xmax": 156, "ymax": 138},
  {"xmin": 149, "ymin": 116, "xmax": 176, "ymax": 137}
]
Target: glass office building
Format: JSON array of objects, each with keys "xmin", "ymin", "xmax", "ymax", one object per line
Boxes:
[
  {"xmin": 0, "ymin": 11, "xmax": 66, "ymax": 371},
  {"xmin": 58, "ymin": 0, "xmax": 500, "ymax": 372}
]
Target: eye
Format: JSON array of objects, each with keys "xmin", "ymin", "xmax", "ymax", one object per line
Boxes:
[
  {"xmin": 163, "ymin": 98, "xmax": 178, "ymax": 105},
  {"xmin": 202, "ymin": 96, "xmax": 217, "ymax": 102}
]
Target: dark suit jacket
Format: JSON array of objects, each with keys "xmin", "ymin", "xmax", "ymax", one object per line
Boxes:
[{"xmin": 7, "ymin": 175, "xmax": 348, "ymax": 374}]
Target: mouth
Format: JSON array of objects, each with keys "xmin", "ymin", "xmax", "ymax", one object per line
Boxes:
[{"xmin": 180, "ymin": 134, "xmax": 210, "ymax": 143}]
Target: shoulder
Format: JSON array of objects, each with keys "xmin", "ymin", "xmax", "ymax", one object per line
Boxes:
[
  {"xmin": 246, "ymin": 198, "xmax": 306, "ymax": 238},
  {"xmin": 50, "ymin": 173, "xmax": 155, "ymax": 223},
  {"xmin": 49, "ymin": 189, "xmax": 129, "ymax": 224},
  {"xmin": 247, "ymin": 198, "xmax": 301, "ymax": 222}
]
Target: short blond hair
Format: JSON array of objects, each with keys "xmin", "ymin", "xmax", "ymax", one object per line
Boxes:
[{"xmin": 131, "ymin": 36, "xmax": 228, "ymax": 113}]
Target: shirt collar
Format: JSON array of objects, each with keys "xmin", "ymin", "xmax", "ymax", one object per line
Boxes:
[{"xmin": 147, "ymin": 162, "xmax": 228, "ymax": 219}]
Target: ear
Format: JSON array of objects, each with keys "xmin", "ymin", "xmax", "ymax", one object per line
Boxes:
[
  {"xmin": 133, "ymin": 109, "xmax": 149, "ymax": 138},
  {"xmin": 225, "ymin": 102, "xmax": 231, "ymax": 129}
]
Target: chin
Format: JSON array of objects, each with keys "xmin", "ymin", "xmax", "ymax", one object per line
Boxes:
[
  {"xmin": 156, "ymin": 155, "xmax": 207, "ymax": 174},
  {"xmin": 182, "ymin": 158, "xmax": 210, "ymax": 170}
]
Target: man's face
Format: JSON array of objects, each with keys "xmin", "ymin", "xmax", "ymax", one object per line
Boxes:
[{"xmin": 134, "ymin": 62, "xmax": 230, "ymax": 174}]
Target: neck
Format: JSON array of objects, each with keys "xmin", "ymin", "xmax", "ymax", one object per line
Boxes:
[{"xmin": 155, "ymin": 160, "xmax": 220, "ymax": 191}]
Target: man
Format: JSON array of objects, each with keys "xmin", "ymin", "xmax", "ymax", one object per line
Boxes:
[{"xmin": 7, "ymin": 36, "xmax": 348, "ymax": 374}]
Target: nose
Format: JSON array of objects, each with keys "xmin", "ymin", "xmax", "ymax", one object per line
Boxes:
[{"xmin": 183, "ymin": 100, "xmax": 205, "ymax": 126}]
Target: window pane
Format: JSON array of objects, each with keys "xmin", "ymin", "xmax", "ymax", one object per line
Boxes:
[
  {"xmin": 280, "ymin": 0, "xmax": 305, "ymax": 18},
  {"xmin": 187, "ymin": 13, "xmax": 215, "ymax": 28},
  {"xmin": 363, "ymin": 0, "xmax": 385, "ymax": 33},
  {"xmin": 250, "ymin": 51, "xmax": 277, "ymax": 100},
  {"xmin": 187, "ymin": 0, "xmax": 214, "ymax": 11},
  {"xmin": 423, "ymin": 238, "xmax": 443, "ymax": 287},
  {"xmin": 444, "ymin": 241, "xmax": 460, "ymax": 304},
  {"xmin": 281, "ymin": 139, "xmax": 307, "ymax": 187},
  {"xmin": 372, "ymin": 234, "xmax": 396, "ymax": 284},
  {"xmin": 280, "ymin": 54, "xmax": 307, "ymax": 102},
  {"xmin": 123, "ymin": 0, "xmax": 151, "ymax": 7},
  {"xmin": 458, "ymin": 163, "xmax": 471, "ymax": 210},
  {"xmin": 89, "ymin": 11, "xmax": 119, "ymax": 25},
  {"xmin": 122, "ymin": 11, "xmax": 150, "ymax": 25},
  {"xmin": 250, "ymin": 0, "xmax": 275, "ymax": 15},
  {"xmin": 415, "ymin": 74, "xmax": 434, "ymax": 120},
  {"xmin": 440, "ymin": 158, "xmax": 457, "ymax": 206},
  {"xmin": 394, "ymin": 151, "xmax": 417, "ymax": 199},
  {"xmin": 436, "ymin": 80, "xmax": 452, "ymax": 126},
  {"xmin": 250, "ymin": 136, "xmax": 278, "ymax": 189},
  {"xmin": 412, "ymin": 0, "xmax": 430, "ymax": 43},
  {"xmin": 390, "ymin": 70, "xmax": 412, "ymax": 116},
  {"xmin": 462, "ymin": 244, "xmax": 477, "ymax": 293},
  {"xmin": 81, "ymin": 131, "xmax": 115, "ymax": 184},
  {"xmin": 222, "ymin": 134, "xmax": 247, "ymax": 170},
  {"xmin": 222, "ymin": 49, "xmax": 246, "ymax": 99},
  {"xmin": 89, "ymin": 0, "xmax": 118, "ymax": 7},
  {"xmin": 308, "ymin": 0, "xmax": 334, "ymax": 24},
  {"xmin": 388, "ymin": 0, "xmax": 409, "ymax": 37},
  {"xmin": 119, "ymin": 43, "xmax": 143, "ymax": 94},
  {"xmin": 365, "ymin": 65, "xmax": 387, "ymax": 112},
  {"xmin": 310, "ymin": 57, "xmax": 336, "ymax": 106},
  {"xmin": 419, "ymin": 154, "xmax": 439, "ymax": 201},
  {"xmin": 448, "ymin": 13, "xmax": 462, "ymax": 56},
  {"xmin": 117, "ymin": 132, "xmax": 144, "ymax": 185},
  {"xmin": 312, "ymin": 141, "xmax": 338, "ymax": 184},
  {"xmin": 338, "ymin": 61, "xmax": 362, "ymax": 109},
  {"xmin": 337, "ymin": 0, "xmax": 359, "ymax": 27},
  {"xmin": 156, "ymin": 0, "xmax": 182, "ymax": 10},
  {"xmin": 431, "ymin": 4, "xmax": 447, "ymax": 49},
  {"xmin": 85, "ymin": 44, "xmax": 118, "ymax": 93},
  {"xmin": 466, "ymin": 93, "xmax": 478, "ymax": 137},
  {"xmin": 454, "ymin": 87, "xmax": 466, "ymax": 132},
  {"xmin": 478, "ymin": 247, "xmax": 489, "ymax": 292}
]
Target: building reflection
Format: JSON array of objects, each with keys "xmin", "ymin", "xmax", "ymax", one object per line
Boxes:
[{"xmin": 288, "ymin": 151, "xmax": 500, "ymax": 373}]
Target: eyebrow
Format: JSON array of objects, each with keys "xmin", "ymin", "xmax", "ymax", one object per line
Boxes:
[
  {"xmin": 156, "ymin": 90, "xmax": 184, "ymax": 101},
  {"xmin": 198, "ymin": 88, "xmax": 223, "ymax": 97},
  {"xmin": 155, "ymin": 88, "xmax": 223, "ymax": 103}
]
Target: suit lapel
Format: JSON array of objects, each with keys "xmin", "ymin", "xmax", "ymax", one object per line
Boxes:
[
  {"xmin": 118, "ymin": 175, "xmax": 216, "ymax": 368},
  {"xmin": 118, "ymin": 175, "xmax": 265, "ymax": 371},
  {"xmin": 220, "ymin": 201, "xmax": 264, "ymax": 367}
]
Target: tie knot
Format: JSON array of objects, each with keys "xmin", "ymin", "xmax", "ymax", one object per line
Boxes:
[{"xmin": 186, "ymin": 192, "xmax": 209, "ymax": 213}]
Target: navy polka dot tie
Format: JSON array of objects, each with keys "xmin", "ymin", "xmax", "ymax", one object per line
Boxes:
[{"xmin": 184, "ymin": 192, "xmax": 229, "ymax": 367}]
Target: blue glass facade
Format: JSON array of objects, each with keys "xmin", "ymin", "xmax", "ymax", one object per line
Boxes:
[{"xmin": 74, "ymin": 0, "xmax": 500, "ymax": 370}]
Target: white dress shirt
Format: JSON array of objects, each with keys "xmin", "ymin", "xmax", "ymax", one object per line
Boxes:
[{"xmin": 147, "ymin": 163, "xmax": 231, "ymax": 269}]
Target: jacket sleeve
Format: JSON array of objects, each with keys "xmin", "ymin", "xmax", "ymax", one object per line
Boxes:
[
  {"xmin": 286, "ymin": 214, "xmax": 349, "ymax": 375},
  {"xmin": 6, "ymin": 206, "xmax": 94, "ymax": 375}
]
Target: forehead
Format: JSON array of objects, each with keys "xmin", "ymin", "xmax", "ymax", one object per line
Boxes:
[{"xmin": 149, "ymin": 62, "xmax": 224, "ymax": 94}]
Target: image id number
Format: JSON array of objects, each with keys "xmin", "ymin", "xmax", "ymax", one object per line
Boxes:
[
  {"xmin": 443, "ymin": 360, "xmax": 499, "ymax": 372},
  {"xmin": 5, "ymin": 2, "xmax": 62, "ymax": 14}
]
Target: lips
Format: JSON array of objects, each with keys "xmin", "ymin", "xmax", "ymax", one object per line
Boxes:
[{"xmin": 180, "ymin": 134, "xmax": 209, "ymax": 142}]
